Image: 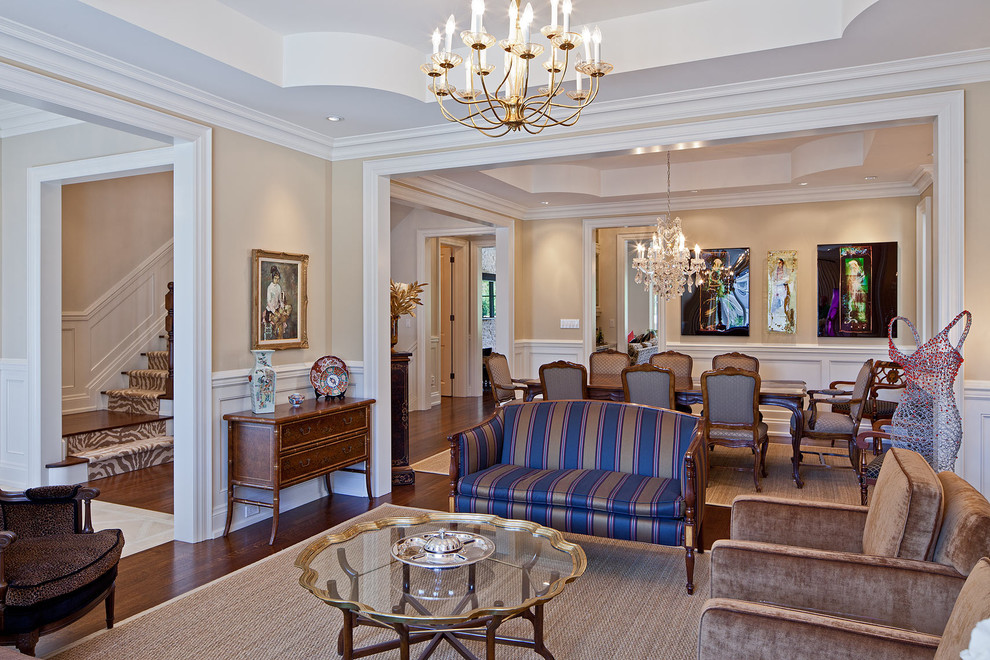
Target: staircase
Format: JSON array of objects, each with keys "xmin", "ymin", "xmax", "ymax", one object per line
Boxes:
[{"xmin": 60, "ymin": 284, "xmax": 175, "ymax": 480}]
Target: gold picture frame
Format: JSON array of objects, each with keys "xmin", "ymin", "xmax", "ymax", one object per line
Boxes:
[{"xmin": 251, "ymin": 249, "xmax": 309, "ymax": 350}]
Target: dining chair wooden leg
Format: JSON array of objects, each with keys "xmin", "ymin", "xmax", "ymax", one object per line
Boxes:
[
  {"xmin": 760, "ymin": 438, "xmax": 769, "ymax": 478},
  {"xmin": 752, "ymin": 447, "xmax": 762, "ymax": 492}
]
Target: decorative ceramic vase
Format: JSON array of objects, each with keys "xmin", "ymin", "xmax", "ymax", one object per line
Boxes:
[
  {"xmin": 390, "ymin": 315, "xmax": 399, "ymax": 352},
  {"xmin": 249, "ymin": 350, "xmax": 276, "ymax": 413}
]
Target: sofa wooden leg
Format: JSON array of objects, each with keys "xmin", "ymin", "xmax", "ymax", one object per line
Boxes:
[
  {"xmin": 16, "ymin": 631, "xmax": 38, "ymax": 656},
  {"xmin": 685, "ymin": 546, "xmax": 695, "ymax": 595}
]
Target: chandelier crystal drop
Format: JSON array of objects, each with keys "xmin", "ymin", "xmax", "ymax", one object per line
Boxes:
[
  {"xmin": 422, "ymin": 0, "xmax": 613, "ymax": 137},
  {"xmin": 631, "ymin": 151, "xmax": 706, "ymax": 302}
]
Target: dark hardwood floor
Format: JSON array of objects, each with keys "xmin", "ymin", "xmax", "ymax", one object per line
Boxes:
[{"xmin": 40, "ymin": 393, "xmax": 730, "ymax": 656}]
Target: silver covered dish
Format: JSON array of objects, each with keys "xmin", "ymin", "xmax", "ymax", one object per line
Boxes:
[{"xmin": 390, "ymin": 529, "xmax": 495, "ymax": 569}]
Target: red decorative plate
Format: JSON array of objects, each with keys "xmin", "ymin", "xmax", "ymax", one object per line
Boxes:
[{"xmin": 310, "ymin": 356, "xmax": 349, "ymax": 397}]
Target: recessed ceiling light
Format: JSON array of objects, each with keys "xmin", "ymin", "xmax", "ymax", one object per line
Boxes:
[
  {"xmin": 326, "ymin": 115, "xmax": 344, "ymax": 122},
  {"xmin": 540, "ymin": 201, "xmax": 551, "ymax": 205},
  {"xmin": 864, "ymin": 176, "xmax": 878, "ymax": 181},
  {"xmin": 798, "ymin": 182, "xmax": 809, "ymax": 186},
  {"xmin": 690, "ymin": 190, "xmax": 699, "ymax": 194}
]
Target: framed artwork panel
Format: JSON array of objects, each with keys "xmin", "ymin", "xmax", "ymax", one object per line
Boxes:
[
  {"xmin": 817, "ymin": 242, "xmax": 897, "ymax": 338},
  {"xmin": 251, "ymin": 249, "xmax": 309, "ymax": 350},
  {"xmin": 767, "ymin": 250, "xmax": 797, "ymax": 333},
  {"xmin": 681, "ymin": 247, "xmax": 750, "ymax": 336}
]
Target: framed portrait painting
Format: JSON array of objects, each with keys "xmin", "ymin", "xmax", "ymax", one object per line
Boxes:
[
  {"xmin": 680, "ymin": 247, "xmax": 750, "ymax": 336},
  {"xmin": 816, "ymin": 242, "xmax": 897, "ymax": 338},
  {"xmin": 251, "ymin": 249, "xmax": 309, "ymax": 350}
]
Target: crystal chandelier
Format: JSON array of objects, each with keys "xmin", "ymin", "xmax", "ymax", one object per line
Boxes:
[
  {"xmin": 422, "ymin": 0, "xmax": 613, "ymax": 137},
  {"xmin": 632, "ymin": 151, "xmax": 706, "ymax": 301}
]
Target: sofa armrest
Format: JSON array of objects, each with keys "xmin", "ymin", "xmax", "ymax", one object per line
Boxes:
[
  {"xmin": 447, "ymin": 410, "xmax": 505, "ymax": 509},
  {"xmin": 710, "ymin": 540, "xmax": 965, "ymax": 635},
  {"xmin": 730, "ymin": 495, "xmax": 868, "ymax": 553},
  {"xmin": 698, "ymin": 598, "xmax": 940, "ymax": 660}
]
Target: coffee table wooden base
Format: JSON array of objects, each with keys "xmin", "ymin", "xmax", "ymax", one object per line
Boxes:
[{"xmin": 337, "ymin": 604, "xmax": 554, "ymax": 660}]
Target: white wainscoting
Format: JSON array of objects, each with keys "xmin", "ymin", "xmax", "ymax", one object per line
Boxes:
[
  {"xmin": 62, "ymin": 242, "xmax": 173, "ymax": 413},
  {"xmin": 0, "ymin": 359, "xmax": 29, "ymax": 489},
  {"xmin": 429, "ymin": 336, "xmax": 441, "ymax": 408},
  {"xmin": 514, "ymin": 339, "xmax": 585, "ymax": 380},
  {"xmin": 210, "ymin": 360, "xmax": 365, "ymax": 537},
  {"xmin": 963, "ymin": 380, "xmax": 990, "ymax": 497}
]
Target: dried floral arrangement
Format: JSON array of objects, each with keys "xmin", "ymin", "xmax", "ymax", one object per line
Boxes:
[{"xmin": 390, "ymin": 280, "xmax": 427, "ymax": 318}]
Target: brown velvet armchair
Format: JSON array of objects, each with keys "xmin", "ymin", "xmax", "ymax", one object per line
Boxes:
[
  {"xmin": 699, "ymin": 557, "xmax": 990, "ymax": 660},
  {"xmin": 707, "ymin": 448, "xmax": 990, "ymax": 642},
  {"xmin": 0, "ymin": 485, "xmax": 124, "ymax": 655}
]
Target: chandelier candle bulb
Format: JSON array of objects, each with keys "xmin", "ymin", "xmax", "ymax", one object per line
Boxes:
[
  {"xmin": 432, "ymin": 28, "xmax": 441, "ymax": 55},
  {"xmin": 592, "ymin": 26, "xmax": 601, "ymax": 63},
  {"xmin": 472, "ymin": 0, "xmax": 484, "ymax": 33},
  {"xmin": 551, "ymin": 0, "xmax": 559, "ymax": 28},
  {"xmin": 522, "ymin": 3, "xmax": 533, "ymax": 44},
  {"xmin": 576, "ymin": 70, "xmax": 582, "ymax": 91},
  {"xmin": 445, "ymin": 15, "xmax": 456, "ymax": 53},
  {"xmin": 582, "ymin": 27, "xmax": 591, "ymax": 61},
  {"xmin": 562, "ymin": 0, "xmax": 571, "ymax": 33},
  {"xmin": 508, "ymin": 2, "xmax": 518, "ymax": 40}
]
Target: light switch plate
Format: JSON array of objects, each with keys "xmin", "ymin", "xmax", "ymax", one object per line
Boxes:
[{"xmin": 560, "ymin": 318, "xmax": 580, "ymax": 329}]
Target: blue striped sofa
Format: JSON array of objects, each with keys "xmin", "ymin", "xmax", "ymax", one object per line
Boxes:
[{"xmin": 448, "ymin": 399, "xmax": 707, "ymax": 593}]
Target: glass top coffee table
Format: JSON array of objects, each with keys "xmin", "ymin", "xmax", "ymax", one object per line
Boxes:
[{"xmin": 296, "ymin": 511, "xmax": 586, "ymax": 660}]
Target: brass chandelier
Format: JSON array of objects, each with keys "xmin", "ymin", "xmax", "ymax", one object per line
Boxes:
[{"xmin": 422, "ymin": 0, "xmax": 613, "ymax": 137}]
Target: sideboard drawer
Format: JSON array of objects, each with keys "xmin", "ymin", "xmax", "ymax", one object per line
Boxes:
[
  {"xmin": 281, "ymin": 407, "xmax": 368, "ymax": 450},
  {"xmin": 280, "ymin": 433, "xmax": 367, "ymax": 485}
]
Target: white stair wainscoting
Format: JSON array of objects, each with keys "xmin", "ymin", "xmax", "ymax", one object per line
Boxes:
[{"xmin": 62, "ymin": 240, "xmax": 173, "ymax": 413}]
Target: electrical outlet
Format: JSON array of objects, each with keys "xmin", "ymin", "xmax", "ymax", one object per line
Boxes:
[
  {"xmin": 609, "ymin": 319, "xmax": 616, "ymax": 328},
  {"xmin": 560, "ymin": 318, "xmax": 580, "ymax": 329},
  {"xmin": 245, "ymin": 504, "xmax": 260, "ymax": 516}
]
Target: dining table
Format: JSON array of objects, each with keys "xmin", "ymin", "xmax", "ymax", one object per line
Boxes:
[{"xmin": 522, "ymin": 376, "xmax": 811, "ymax": 488}]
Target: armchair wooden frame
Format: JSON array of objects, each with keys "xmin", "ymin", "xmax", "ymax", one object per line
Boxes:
[
  {"xmin": 484, "ymin": 351, "xmax": 529, "ymax": 406},
  {"xmin": 829, "ymin": 359, "xmax": 905, "ymax": 429},
  {"xmin": 800, "ymin": 359, "xmax": 875, "ymax": 469},
  {"xmin": 855, "ymin": 428, "xmax": 892, "ymax": 505},
  {"xmin": 701, "ymin": 367, "xmax": 768, "ymax": 492},
  {"xmin": 0, "ymin": 486, "xmax": 118, "ymax": 656},
  {"xmin": 621, "ymin": 364, "xmax": 676, "ymax": 410},
  {"xmin": 538, "ymin": 360, "xmax": 589, "ymax": 400}
]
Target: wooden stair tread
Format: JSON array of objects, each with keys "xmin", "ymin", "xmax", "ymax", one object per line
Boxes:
[
  {"xmin": 62, "ymin": 410, "xmax": 172, "ymax": 437},
  {"xmin": 71, "ymin": 435, "xmax": 173, "ymax": 462}
]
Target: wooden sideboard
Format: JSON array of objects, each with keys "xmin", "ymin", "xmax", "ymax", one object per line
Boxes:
[{"xmin": 222, "ymin": 396, "xmax": 375, "ymax": 544}]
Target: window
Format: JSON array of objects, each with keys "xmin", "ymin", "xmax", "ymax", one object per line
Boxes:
[{"xmin": 481, "ymin": 273, "xmax": 496, "ymax": 318}]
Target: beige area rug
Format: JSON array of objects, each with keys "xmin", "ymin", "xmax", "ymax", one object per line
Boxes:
[
  {"xmin": 706, "ymin": 440, "xmax": 861, "ymax": 506},
  {"xmin": 90, "ymin": 501, "xmax": 174, "ymax": 557},
  {"xmin": 411, "ymin": 450, "xmax": 451, "ymax": 475},
  {"xmin": 49, "ymin": 504, "xmax": 709, "ymax": 660}
]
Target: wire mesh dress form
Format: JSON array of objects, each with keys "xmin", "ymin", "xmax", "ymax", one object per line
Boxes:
[{"xmin": 886, "ymin": 311, "xmax": 971, "ymax": 472}]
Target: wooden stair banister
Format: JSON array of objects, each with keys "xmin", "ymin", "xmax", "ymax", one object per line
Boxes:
[{"xmin": 163, "ymin": 282, "xmax": 174, "ymax": 400}]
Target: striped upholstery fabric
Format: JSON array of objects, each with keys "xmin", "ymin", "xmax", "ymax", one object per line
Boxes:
[{"xmin": 453, "ymin": 401, "xmax": 701, "ymax": 545}]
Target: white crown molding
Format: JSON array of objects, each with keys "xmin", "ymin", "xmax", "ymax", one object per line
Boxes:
[
  {"xmin": 393, "ymin": 176, "xmax": 522, "ymax": 227},
  {"xmin": 0, "ymin": 17, "xmax": 334, "ymax": 160},
  {"xmin": 332, "ymin": 47, "xmax": 990, "ymax": 161},
  {"xmin": 0, "ymin": 103, "xmax": 81, "ymax": 137},
  {"xmin": 911, "ymin": 164, "xmax": 935, "ymax": 191}
]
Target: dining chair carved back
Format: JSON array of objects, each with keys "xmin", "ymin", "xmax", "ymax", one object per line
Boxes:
[
  {"xmin": 701, "ymin": 367, "xmax": 769, "ymax": 491},
  {"xmin": 650, "ymin": 351, "xmax": 694, "ymax": 390},
  {"xmin": 539, "ymin": 361, "xmax": 589, "ymax": 400},
  {"xmin": 589, "ymin": 349, "xmax": 632, "ymax": 381},
  {"xmin": 485, "ymin": 352, "xmax": 528, "ymax": 406},
  {"xmin": 830, "ymin": 360, "xmax": 906, "ymax": 429},
  {"xmin": 621, "ymin": 364, "xmax": 676, "ymax": 410},
  {"xmin": 712, "ymin": 352, "xmax": 760, "ymax": 373}
]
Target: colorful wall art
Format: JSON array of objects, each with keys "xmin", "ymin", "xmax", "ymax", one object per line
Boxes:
[
  {"xmin": 817, "ymin": 242, "xmax": 897, "ymax": 338},
  {"xmin": 681, "ymin": 247, "xmax": 750, "ymax": 336},
  {"xmin": 767, "ymin": 250, "xmax": 797, "ymax": 333}
]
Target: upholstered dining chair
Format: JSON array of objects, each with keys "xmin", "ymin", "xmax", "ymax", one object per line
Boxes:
[
  {"xmin": 830, "ymin": 360, "xmax": 906, "ymax": 429},
  {"xmin": 701, "ymin": 367, "xmax": 769, "ymax": 491},
  {"xmin": 539, "ymin": 360, "xmax": 589, "ymax": 400},
  {"xmin": 621, "ymin": 364, "xmax": 676, "ymax": 409},
  {"xmin": 0, "ymin": 485, "xmax": 124, "ymax": 655},
  {"xmin": 650, "ymin": 351, "xmax": 694, "ymax": 413},
  {"xmin": 793, "ymin": 359, "xmax": 875, "ymax": 470},
  {"xmin": 588, "ymin": 349, "xmax": 631, "ymax": 381},
  {"xmin": 484, "ymin": 352, "xmax": 528, "ymax": 406},
  {"xmin": 711, "ymin": 351, "xmax": 760, "ymax": 372}
]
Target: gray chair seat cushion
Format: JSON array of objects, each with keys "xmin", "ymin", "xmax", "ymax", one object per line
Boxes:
[
  {"xmin": 4, "ymin": 529, "xmax": 124, "ymax": 607},
  {"xmin": 708, "ymin": 423, "xmax": 768, "ymax": 442},
  {"xmin": 799, "ymin": 411, "xmax": 856, "ymax": 434}
]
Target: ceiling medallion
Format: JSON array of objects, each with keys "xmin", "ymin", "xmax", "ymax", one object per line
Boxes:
[
  {"xmin": 422, "ymin": 0, "xmax": 613, "ymax": 137},
  {"xmin": 632, "ymin": 151, "xmax": 706, "ymax": 302}
]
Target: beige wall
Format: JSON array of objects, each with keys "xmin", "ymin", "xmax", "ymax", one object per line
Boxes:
[
  {"xmin": 211, "ymin": 128, "xmax": 331, "ymax": 371},
  {"xmin": 330, "ymin": 159, "xmax": 364, "ymax": 359},
  {"xmin": 61, "ymin": 172, "xmax": 173, "ymax": 311},
  {"xmin": 963, "ymin": 82, "xmax": 990, "ymax": 380},
  {"xmin": 516, "ymin": 216, "xmax": 584, "ymax": 341}
]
